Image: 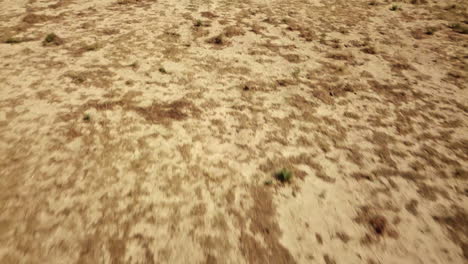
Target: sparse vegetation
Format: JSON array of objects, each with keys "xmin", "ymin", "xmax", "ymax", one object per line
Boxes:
[
  {"xmin": 5, "ymin": 38, "xmax": 22, "ymax": 44},
  {"xmin": 276, "ymin": 168, "xmax": 292, "ymax": 183},
  {"xmin": 83, "ymin": 113, "xmax": 91, "ymax": 122},
  {"xmin": 292, "ymin": 68, "xmax": 300, "ymax": 79},
  {"xmin": 448, "ymin": 23, "xmax": 468, "ymax": 34},
  {"xmin": 207, "ymin": 34, "xmax": 225, "ymax": 45},
  {"xmin": 45, "ymin": 33, "xmax": 56, "ymax": 43},
  {"xmin": 1, "ymin": 1, "xmax": 467, "ymax": 263},
  {"xmin": 129, "ymin": 61, "xmax": 139, "ymax": 69},
  {"xmin": 425, "ymin": 26, "xmax": 437, "ymax": 35},
  {"xmin": 43, "ymin": 33, "xmax": 63, "ymax": 46},
  {"xmin": 159, "ymin": 67, "xmax": 167, "ymax": 74},
  {"xmin": 389, "ymin": 5, "xmax": 399, "ymax": 11},
  {"xmin": 194, "ymin": 19, "xmax": 202, "ymax": 27},
  {"xmin": 213, "ymin": 35, "xmax": 223, "ymax": 44}
]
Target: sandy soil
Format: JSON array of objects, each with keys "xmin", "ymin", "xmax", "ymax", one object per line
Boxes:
[{"xmin": 0, "ymin": 0, "xmax": 467, "ymax": 263}]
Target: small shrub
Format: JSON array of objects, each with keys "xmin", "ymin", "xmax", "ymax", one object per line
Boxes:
[
  {"xmin": 389, "ymin": 5, "xmax": 399, "ymax": 11},
  {"xmin": 215, "ymin": 36, "xmax": 223, "ymax": 44},
  {"xmin": 45, "ymin": 33, "xmax": 56, "ymax": 43},
  {"xmin": 129, "ymin": 61, "xmax": 139, "ymax": 70},
  {"xmin": 43, "ymin": 33, "xmax": 63, "ymax": 46},
  {"xmin": 159, "ymin": 67, "xmax": 167, "ymax": 74},
  {"xmin": 207, "ymin": 34, "xmax": 225, "ymax": 45},
  {"xmin": 83, "ymin": 113, "xmax": 91, "ymax": 121},
  {"xmin": 194, "ymin": 19, "xmax": 203, "ymax": 27},
  {"xmin": 276, "ymin": 168, "xmax": 292, "ymax": 182},
  {"xmin": 425, "ymin": 27, "xmax": 437, "ymax": 35}
]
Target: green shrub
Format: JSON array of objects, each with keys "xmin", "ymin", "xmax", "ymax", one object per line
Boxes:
[
  {"xmin": 389, "ymin": 5, "xmax": 399, "ymax": 11},
  {"xmin": 276, "ymin": 168, "xmax": 292, "ymax": 182}
]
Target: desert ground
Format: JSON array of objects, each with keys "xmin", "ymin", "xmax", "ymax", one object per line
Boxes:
[{"xmin": 0, "ymin": 0, "xmax": 467, "ymax": 263}]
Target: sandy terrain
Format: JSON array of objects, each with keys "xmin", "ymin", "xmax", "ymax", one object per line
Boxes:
[{"xmin": 0, "ymin": 0, "xmax": 467, "ymax": 263}]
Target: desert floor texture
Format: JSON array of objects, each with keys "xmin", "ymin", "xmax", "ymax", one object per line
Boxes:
[{"xmin": 0, "ymin": 0, "xmax": 467, "ymax": 263}]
